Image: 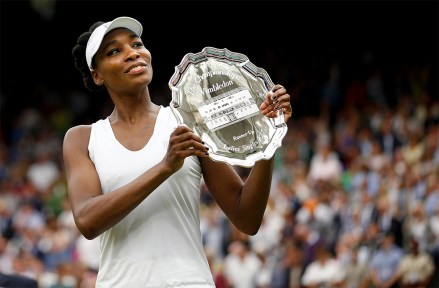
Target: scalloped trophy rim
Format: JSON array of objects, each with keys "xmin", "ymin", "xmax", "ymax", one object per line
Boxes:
[{"xmin": 168, "ymin": 46, "xmax": 287, "ymax": 167}]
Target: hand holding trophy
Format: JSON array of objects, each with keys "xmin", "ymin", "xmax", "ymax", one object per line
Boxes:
[{"xmin": 169, "ymin": 47, "xmax": 290, "ymax": 167}]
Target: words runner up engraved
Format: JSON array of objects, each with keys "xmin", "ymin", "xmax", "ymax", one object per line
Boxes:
[{"xmin": 169, "ymin": 47, "xmax": 288, "ymax": 167}]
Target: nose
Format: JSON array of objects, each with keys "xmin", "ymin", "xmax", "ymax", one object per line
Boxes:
[{"xmin": 125, "ymin": 47, "xmax": 140, "ymax": 62}]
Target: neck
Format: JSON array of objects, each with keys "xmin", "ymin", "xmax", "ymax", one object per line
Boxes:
[{"xmin": 108, "ymin": 89, "xmax": 159, "ymax": 124}]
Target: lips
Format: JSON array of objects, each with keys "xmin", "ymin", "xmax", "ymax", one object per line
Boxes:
[{"xmin": 125, "ymin": 63, "xmax": 147, "ymax": 74}]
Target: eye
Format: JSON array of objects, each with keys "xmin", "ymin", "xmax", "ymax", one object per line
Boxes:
[
  {"xmin": 107, "ymin": 48, "xmax": 120, "ymax": 56},
  {"xmin": 133, "ymin": 41, "xmax": 144, "ymax": 48}
]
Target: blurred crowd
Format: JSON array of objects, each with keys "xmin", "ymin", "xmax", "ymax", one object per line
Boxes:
[{"xmin": 0, "ymin": 53, "xmax": 438, "ymax": 288}]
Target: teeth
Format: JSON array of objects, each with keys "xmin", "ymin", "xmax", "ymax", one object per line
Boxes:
[{"xmin": 129, "ymin": 65, "xmax": 144, "ymax": 72}]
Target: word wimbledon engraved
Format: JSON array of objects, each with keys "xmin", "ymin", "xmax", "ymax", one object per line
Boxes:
[{"xmin": 169, "ymin": 47, "xmax": 287, "ymax": 167}]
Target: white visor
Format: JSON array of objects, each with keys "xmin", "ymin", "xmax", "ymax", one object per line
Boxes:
[{"xmin": 85, "ymin": 16, "xmax": 143, "ymax": 70}]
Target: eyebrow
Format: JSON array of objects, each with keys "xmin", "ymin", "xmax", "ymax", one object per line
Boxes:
[{"xmin": 101, "ymin": 32, "xmax": 139, "ymax": 52}]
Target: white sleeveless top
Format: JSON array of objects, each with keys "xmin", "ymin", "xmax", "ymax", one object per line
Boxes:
[{"xmin": 88, "ymin": 106, "xmax": 215, "ymax": 288}]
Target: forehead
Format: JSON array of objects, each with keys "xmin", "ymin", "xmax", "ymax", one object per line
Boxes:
[{"xmin": 100, "ymin": 28, "xmax": 139, "ymax": 47}]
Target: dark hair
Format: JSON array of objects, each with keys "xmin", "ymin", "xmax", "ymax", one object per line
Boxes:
[{"xmin": 71, "ymin": 21, "xmax": 105, "ymax": 92}]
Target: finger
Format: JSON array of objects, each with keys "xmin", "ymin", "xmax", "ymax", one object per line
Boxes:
[
  {"xmin": 170, "ymin": 128, "xmax": 209, "ymax": 153},
  {"xmin": 174, "ymin": 147, "xmax": 210, "ymax": 159},
  {"xmin": 178, "ymin": 139, "xmax": 209, "ymax": 152},
  {"xmin": 261, "ymin": 94, "xmax": 290, "ymax": 114},
  {"xmin": 260, "ymin": 98, "xmax": 271, "ymax": 110},
  {"xmin": 261, "ymin": 85, "xmax": 287, "ymax": 110},
  {"xmin": 272, "ymin": 102, "xmax": 291, "ymax": 114},
  {"xmin": 271, "ymin": 84, "xmax": 284, "ymax": 93},
  {"xmin": 174, "ymin": 136, "xmax": 210, "ymax": 156},
  {"xmin": 273, "ymin": 99, "xmax": 293, "ymax": 122},
  {"xmin": 268, "ymin": 85, "xmax": 286, "ymax": 102},
  {"xmin": 172, "ymin": 124, "xmax": 193, "ymax": 136},
  {"xmin": 172, "ymin": 126, "xmax": 203, "ymax": 143}
]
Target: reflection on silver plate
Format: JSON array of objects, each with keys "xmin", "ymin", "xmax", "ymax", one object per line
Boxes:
[{"xmin": 169, "ymin": 47, "xmax": 287, "ymax": 167}]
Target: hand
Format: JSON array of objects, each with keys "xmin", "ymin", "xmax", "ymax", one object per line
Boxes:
[
  {"xmin": 260, "ymin": 84, "xmax": 292, "ymax": 123},
  {"xmin": 162, "ymin": 124, "xmax": 209, "ymax": 173}
]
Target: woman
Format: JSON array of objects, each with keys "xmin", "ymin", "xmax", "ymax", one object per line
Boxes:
[{"xmin": 64, "ymin": 16, "xmax": 292, "ymax": 287}]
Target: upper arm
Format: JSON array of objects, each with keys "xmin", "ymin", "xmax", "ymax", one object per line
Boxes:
[
  {"xmin": 200, "ymin": 155, "xmax": 274, "ymax": 235},
  {"xmin": 63, "ymin": 126, "xmax": 102, "ymax": 222},
  {"xmin": 200, "ymin": 157, "xmax": 244, "ymax": 220}
]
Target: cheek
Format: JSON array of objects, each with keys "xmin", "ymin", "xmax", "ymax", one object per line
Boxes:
[{"xmin": 143, "ymin": 50, "xmax": 152, "ymax": 63}]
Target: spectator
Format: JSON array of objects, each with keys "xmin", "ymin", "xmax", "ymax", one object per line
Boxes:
[
  {"xmin": 344, "ymin": 246, "xmax": 370, "ymax": 288},
  {"xmin": 308, "ymin": 141, "xmax": 343, "ymax": 186},
  {"xmin": 270, "ymin": 240, "xmax": 304, "ymax": 288},
  {"xmin": 293, "ymin": 223, "xmax": 327, "ymax": 269},
  {"xmin": 373, "ymin": 196, "xmax": 404, "ymax": 248},
  {"xmin": 401, "ymin": 132, "xmax": 425, "ymax": 167},
  {"xmin": 369, "ymin": 232, "xmax": 404, "ymax": 288},
  {"xmin": 395, "ymin": 238, "xmax": 435, "ymax": 288},
  {"xmin": 0, "ymin": 272, "xmax": 38, "ymax": 288},
  {"xmin": 301, "ymin": 245, "xmax": 345, "ymax": 288},
  {"xmin": 223, "ymin": 240, "xmax": 261, "ymax": 288},
  {"xmin": 26, "ymin": 145, "xmax": 60, "ymax": 194}
]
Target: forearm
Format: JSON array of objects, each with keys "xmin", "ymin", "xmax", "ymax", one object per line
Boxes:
[{"xmin": 74, "ymin": 161, "xmax": 173, "ymax": 239}]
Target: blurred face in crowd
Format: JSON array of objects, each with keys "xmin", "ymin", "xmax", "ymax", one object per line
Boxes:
[
  {"xmin": 408, "ymin": 238, "xmax": 419, "ymax": 254},
  {"xmin": 381, "ymin": 234, "xmax": 395, "ymax": 250}
]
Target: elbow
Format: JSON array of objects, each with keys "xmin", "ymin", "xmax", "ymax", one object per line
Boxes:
[
  {"xmin": 230, "ymin": 209, "xmax": 264, "ymax": 236},
  {"xmin": 244, "ymin": 228, "xmax": 259, "ymax": 236},
  {"xmin": 235, "ymin": 221, "xmax": 262, "ymax": 236},
  {"xmin": 81, "ymin": 230, "xmax": 99, "ymax": 241},
  {"xmin": 75, "ymin": 218, "xmax": 101, "ymax": 240},
  {"xmin": 244, "ymin": 225, "xmax": 261, "ymax": 236}
]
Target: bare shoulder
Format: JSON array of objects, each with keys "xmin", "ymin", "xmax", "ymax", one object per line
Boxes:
[{"xmin": 63, "ymin": 125, "xmax": 92, "ymax": 152}]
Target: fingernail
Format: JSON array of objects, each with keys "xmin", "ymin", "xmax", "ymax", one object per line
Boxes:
[
  {"xmin": 271, "ymin": 94, "xmax": 276, "ymax": 100},
  {"xmin": 205, "ymin": 146, "xmax": 209, "ymax": 150}
]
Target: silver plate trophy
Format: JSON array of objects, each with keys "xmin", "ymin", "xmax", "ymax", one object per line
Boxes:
[{"xmin": 169, "ymin": 47, "xmax": 288, "ymax": 167}]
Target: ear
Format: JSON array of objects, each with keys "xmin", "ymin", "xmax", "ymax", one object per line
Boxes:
[{"xmin": 91, "ymin": 69, "xmax": 104, "ymax": 86}]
